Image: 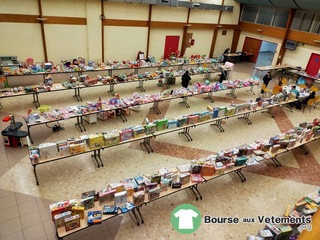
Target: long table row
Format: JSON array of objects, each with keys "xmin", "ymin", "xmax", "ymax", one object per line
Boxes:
[
  {"xmin": 1, "ymin": 65, "xmax": 222, "ymax": 108},
  {"xmin": 22, "ymin": 79, "xmax": 259, "ymax": 143},
  {"xmin": 50, "ymin": 119, "xmax": 320, "ymax": 239},
  {"xmin": 29, "ymin": 96, "xmax": 297, "ymax": 185}
]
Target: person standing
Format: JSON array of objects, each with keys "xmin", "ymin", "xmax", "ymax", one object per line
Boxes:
[
  {"xmin": 263, "ymin": 71, "xmax": 272, "ymax": 87},
  {"xmin": 181, "ymin": 70, "xmax": 191, "ymax": 88}
]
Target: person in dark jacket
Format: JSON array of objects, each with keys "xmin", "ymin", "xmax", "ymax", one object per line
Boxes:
[
  {"xmin": 219, "ymin": 68, "xmax": 228, "ymax": 83},
  {"xmin": 263, "ymin": 71, "xmax": 272, "ymax": 87},
  {"xmin": 302, "ymin": 91, "xmax": 316, "ymax": 105},
  {"xmin": 181, "ymin": 70, "xmax": 191, "ymax": 88}
]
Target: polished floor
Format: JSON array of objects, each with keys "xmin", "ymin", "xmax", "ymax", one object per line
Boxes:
[{"xmin": 0, "ymin": 62, "xmax": 319, "ymax": 240}]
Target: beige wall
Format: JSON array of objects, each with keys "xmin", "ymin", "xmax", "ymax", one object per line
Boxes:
[
  {"xmin": 0, "ymin": 23, "xmax": 44, "ymax": 63},
  {"xmin": 45, "ymin": 25, "xmax": 88, "ymax": 63},
  {"xmin": 282, "ymin": 44, "xmax": 320, "ymax": 68},
  {"xmin": 214, "ymin": 29, "xmax": 234, "ymax": 58},
  {"xmin": 0, "ymin": 0, "xmax": 38, "ymax": 14},
  {"xmin": 0, "ymin": 0, "xmax": 241, "ymax": 63},
  {"xmin": 86, "ymin": 0, "xmax": 102, "ymax": 62},
  {"xmin": 105, "ymin": 2, "xmax": 149, "ymax": 21},
  {"xmin": 184, "ymin": 28, "xmax": 213, "ymax": 57},
  {"xmin": 220, "ymin": 0, "xmax": 240, "ymax": 25},
  {"xmin": 189, "ymin": 9, "xmax": 220, "ymax": 24},
  {"xmin": 105, "ymin": 26, "xmax": 148, "ymax": 61},
  {"xmin": 149, "ymin": 28, "xmax": 184, "ymax": 59},
  {"xmin": 151, "ymin": 5, "xmax": 188, "ymax": 22},
  {"xmin": 42, "ymin": 0, "xmax": 86, "ymax": 17}
]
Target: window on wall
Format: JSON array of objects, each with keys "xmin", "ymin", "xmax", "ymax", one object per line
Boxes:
[
  {"xmin": 273, "ymin": 9, "xmax": 289, "ymax": 28},
  {"xmin": 240, "ymin": 5, "xmax": 289, "ymax": 28},
  {"xmin": 291, "ymin": 10, "xmax": 320, "ymax": 34},
  {"xmin": 310, "ymin": 14, "xmax": 320, "ymax": 34},
  {"xmin": 256, "ymin": 8, "xmax": 275, "ymax": 25},
  {"xmin": 241, "ymin": 5, "xmax": 258, "ymax": 23}
]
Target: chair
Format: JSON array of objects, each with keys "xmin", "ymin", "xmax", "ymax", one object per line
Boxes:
[
  {"xmin": 281, "ymin": 77, "xmax": 288, "ymax": 86},
  {"xmin": 310, "ymin": 85, "xmax": 319, "ymax": 93},
  {"xmin": 302, "ymin": 98, "xmax": 317, "ymax": 113},
  {"xmin": 298, "ymin": 84, "xmax": 307, "ymax": 89},
  {"xmin": 260, "ymin": 83, "xmax": 271, "ymax": 97},
  {"xmin": 313, "ymin": 96, "xmax": 320, "ymax": 110},
  {"xmin": 272, "ymin": 85, "xmax": 282, "ymax": 95}
]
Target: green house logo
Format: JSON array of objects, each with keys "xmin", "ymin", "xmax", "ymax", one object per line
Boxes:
[{"xmin": 171, "ymin": 204, "xmax": 201, "ymax": 234}]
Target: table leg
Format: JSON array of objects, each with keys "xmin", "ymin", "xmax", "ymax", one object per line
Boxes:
[
  {"xmin": 33, "ymin": 165, "xmax": 39, "ymax": 185},
  {"xmin": 150, "ymin": 101, "xmax": 161, "ymax": 114},
  {"xmin": 226, "ymin": 88, "xmax": 237, "ymax": 99},
  {"xmin": 204, "ymin": 92, "xmax": 214, "ymax": 102},
  {"xmin": 210, "ymin": 119, "xmax": 225, "ymax": 132},
  {"xmin": 139, "ymin": 137, "xmax": 153, "ymax": 153},
  {"xmin": 246, "ymin": 84, "xmax": 255, "ymax": 95},
  {"xmin": 238, "ymin": 112, "xmax": 252, "ymax": 125},
  {"xmin": 188, "ymin": 184, "xmax": 202, "ymax": 201},
  {"xmin": 108, "ymin": 83, "xmax": 115, "ymax": 96},
  {"xmin": 90, "ymin": 149, "xmax": 101, "ymax": 168},
  {"xmin": 261, "ymin": 107, "xmax": 275, "ymax": 118},
  {"xmin": 32, "ymin": 92, "xmax": 40, "ymax": 108},
  {"xmin": 26, "ymin": 125, "xmax": 33, "ymax": 143},
  {"xmin": 136, "ymin": 79, "xmax": 145, "ymax": 92},
  {"xmin": 178, "ymin": 127, "xmax": 193, "ymax": 141},
  {"xmin": 73, "ymin": 88, "xmax": 82, "ymax": 101},
  {"xmin": 75, "ymin": 116, "xmax": 86, "ymax": 132},
  {"xmin": 179, "ymin": 96, "xmax": 190, "ymax": 108},
  {"xmin": 234, "ymin": 169, "xmax": 246, "ymax": 182},
  {"xmin": 116, "ymin": 109, "xmax": 127, "ymax": 122}
]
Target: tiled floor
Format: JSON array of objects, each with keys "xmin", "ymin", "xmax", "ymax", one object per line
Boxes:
[{"xmin": 0, "ymin": 61, "xmax": 319, "ymax": 240}]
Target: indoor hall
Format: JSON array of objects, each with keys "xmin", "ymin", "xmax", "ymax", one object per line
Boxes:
[{"xmin": 0, "ymin": 61, "xmax": 319, "ymax": 240}]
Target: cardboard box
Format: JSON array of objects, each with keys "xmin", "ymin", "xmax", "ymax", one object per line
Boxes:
[
  {"xmin": 121, "ymin": 178, "xmax": 139, "ymax": 197},
  {"xmin": 132, "ymin": 125, "xmax": 145, "ymax": 138},
  {"xmin": 71, "ymin": 206, "xmax": 84, "ymax": 219},
  {"xmin": 132, "ymin": 190, "xmax": 145, "ymax": 206},
  {"xmin": 49, "ymin": 200, "xmax": 69, "ymax": 221},
  {"xmin": 64, "ymin": 214, "xmax": 80, "ymax": 231},
  {"xmin": 179, "ymin": 173, "xmax": 191, "ymax": 185},
  {"xmin": 145, "ymin": 123, "xmax": 157, "ymax": 135},
  {"xmin": 38, "ymin": 142, "xmax": 58, "ymax": 159},
  {"xmin": 69, "ymin": 142, "xmax": 86, "ymax": 154},
  {"xmin": 167, "ymin": 119, "xmax": 178, "ymax": 129},
  {"xmin": 80, "ymin": 196, "xmax": 94, "ymax": 210},
  {"xmin": 218, "ymin": 107, "xmax": 226, "ymax": 116},
  {"xmin": 215, "ymin": 165, "xmax": 226, "ymax": 175},
  {"xmin": 58, "ymin": 145, "xmax": 70, "ymax": 156},
  {"xmin": 120, "ymin": 128, "xmax": 133, "ymax": 142},
  {"xmin": 54, "ymin": 211, "xmax": 72, "ymax": 228},
  {"xmin": 87, "ymin": 210, "xmax": 102, "ymax": 225},
  {"xmin": 150, "ymin": 174, "xmax": 161, "ymax": 184},
  {"xmin": 108, "ymin": 182, "xmax": 125, "ymax": 193},
  {"xmin": 88, "ymin": 133, "xmax": 104, "ymax": 149},
  {"xmin": 225, "ymin": 107, "xmax": 235, "ymax": 117},
  {"xmin": 187, "ymin": 115, "xmax": 199, "ymax": 125},
  {"xmin": 103, "ymin": 131, "xmax": 120, "ymax": 146},
  {"xmin": 177, "ymin": 116, "xmax": 188, "ymax": 127},
  {"xmin": 200, "ymin": 165, "xmax": 215, "ymax": 176},
  {"xmin": 191, "ymin": 174, "xmax": 203, "ymax": 183},
  {"xmin": 199, "ymin": 110, "xmax": 211, "ymax": 122},
  {"xmin": 148, "ymin": 186, "xmax": 161, "ymax": 200},
  {"xmin": 114, "ymin": 191, "xmax": 127, "ymax": 207},
  {"xmin": 156, "ymin": 119, "xmax": 168, "ymax": 131},
  {"xmin": 99, "ymin": 189, "xmax": 116, "ymax": 204}
]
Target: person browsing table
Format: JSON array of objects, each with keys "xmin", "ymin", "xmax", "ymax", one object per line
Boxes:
[
  {"xmin": 263, "ymin": 71, "xmax": 272, "ymax": 87},
  {"xmin": 181, "ymin": 70, "xmax": 191, "ymax": 88}
]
